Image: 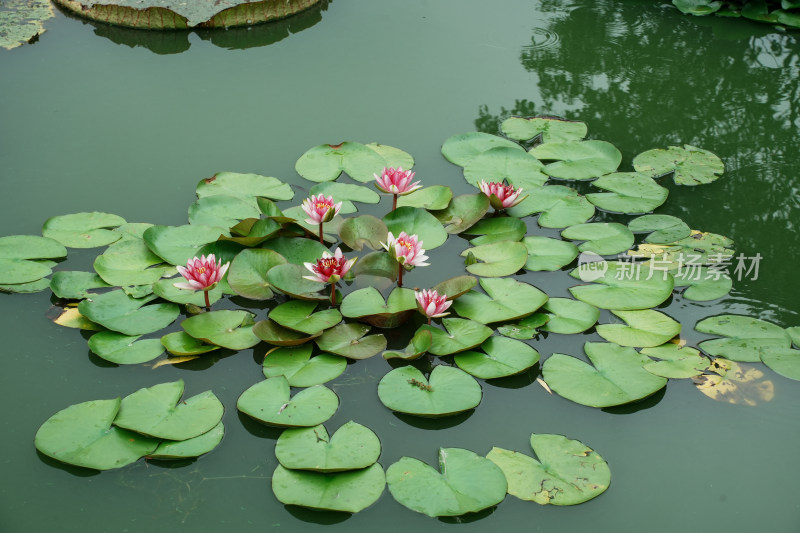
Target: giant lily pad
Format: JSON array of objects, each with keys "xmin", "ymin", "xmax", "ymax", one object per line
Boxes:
[
  {"xmin": 378, "ymin": 365, "xmax": 482, "ymax": 417},
  {"xmin": 531, "ymin": 140, "xmax": 622, "ymax": 180},
  {"xmin": 275, "ymin": 421, "xmax": 381, "ymax": 472},
  {"xmin": 628, "ymin": 214, "xmax": 692, "ymax": 244},
  {"xmin": 454, "ymin": 336, "xmax": 540, "ymax": 379},
  {"xmin": 396, "ymin": 186, "xmax": 453, "ymax": 210},
  {"xmin": 486, "ymin": 433, "xmax": 610, "ymax": 505},
  {"xmin": 181, "ymin": 310, "xmax": 260, "ymax": 350},
  {"xmin": 523, "ymin": 236, "xmax": 579, "ymax": 271},
  {"xmin": 441, "ymin": 132, "xmax": 523, "ymax": 167},
  {"xmin": 431, "ymin": 193, "xmax": 489, "ymax": 234},
  {"xmin": 237, "ymin": 376, "xmax": 338, "ymax": 427},
  {"xmin": 383, "ymin": 207, "xmax": 448, "ymax": 250},
  {"xmin": 540, "ymin": 298, "xmax": 599, "ymax": 334},
  {"xmin": 314, "ymin": 323, "xmax": 386, "ymax": 359},
  {"xmin": 262, "ymin": 344, "xmax": 346, "ymax": 387},
  {"xmin": 586, "ymin": 172, "xmax": 668, "ymax": 214},
  {"xmin": 87, "ymin": 331, "xmax": 165, "ymax": 365},
  {"xmin": 386, "ymin": 448, "xmax": 507, "ymax": 517},
  {"xmin": 696, "ymin": 315, "xmax": 791, "ymax": 363},
  {"xmin": 462, "ymin": 146, "xmax": 548, "ymax": 188},
  {"xmin": 596, "ymin": 310, "xmax": 681, "ymax": 348},
  {"xmin": 196, "ymin": 172, "xmax": 294, "ymax": 202},
  {"xmin": 78, "ymin": 290, "xmax": 179, "ymax": 335},
  {"xmin": 272, "ymin": 463, "xmax": 386, "ymax": 513},
  {"xmin": 339, "ymin": 215, "xmax": 388, "ymax": 251},
  {"xmin": 35, "ymin": 398, "xmax": 157, "ymax": 470},
  {"xmin": 453, "ymin": 277, "xmax": 547, "ymax": 324},
  {"xmin": 93, "ymin": 239, "xmax": 172, "ymax": 287},
  {"xmin": 0, "ymin": 0, "xmax": 53, "ymax": 51},
  {"xmin": 569, "ymin": 262, "xmax": 675, "ymax": 310},
  {"xmin": 188, "ymin": 195, "xmax": 261, "ymax": 228},
  {"xmin": 542, "ymin": 342, "xmax": 668, "ymax": 407},
  {"xmin": 114, "ymin": 380, "xmax": 224, "ymax": 441},
  {"xmin": 633, "ymin": 144, "xmax": 724, "ymax": 185},
  {"xmin": 269, "ymin": 300, "xmax": 342, "ymax": 334},
  {"xmin": 148, "ymin": 422, "xmax": 224, "ymax": 459},
  {"xmin": 501, "ymin": 116, "xmax": 588, "ymax": 143},
  {"xmin": 340, "ymin": 287, "xmax": 416, "ymax": 328},
  {"xmin": 143, "ymin": 224, "xmax": 228, "ymax": 266},
  {"xmin": 461, "ymin": 241, "xmax": 528, "ymax": 277},
  {"xmin": 0, "ymin": 235, "xmax": 66, "ymax": 260},
  {"xmin": 507, "ymin": 185, "xmax": 594, "ymax": 228},
  {"xmin": 561, "ymin": 223, "xmax": 634, "ymax": 256},
  {"xmin": 42, "ymin": 212, "xmax": 125, "ymax": 249},
  {"xmin": 295, "ymin": 142, "xmax": 389, "ymax": 183},
  {"xmin": 416, "ymin": 318, "xmax": 493, "ymax": 356}
]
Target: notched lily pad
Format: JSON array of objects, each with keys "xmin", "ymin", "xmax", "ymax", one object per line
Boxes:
[
  {"xmin": 596, "ymin": 309, "xmax": 681, "ymax": 348},
  {"xmin": 523, "ymin": 236, "xmax": 579, "ymax": 271},
  {"xmin": 431, "ymin": 193, "xmax": 489, "ymax": 234},
  {"xmin": 453, "ymin": 277, "xmax": 547, "ymax": 324},
  {"xmin": 148, "ymin": 422, "xmax": 224, "ymax": 459},
  {"xmin": 441, "ymin": 132, "xmax": 523, "ymax": 167},
  {"xmin": 143, "ymin": 224, "xmax": 228, "ymax": 266},
  {"xmin": 417, "ymin": 318, "xmax": 493, "ymax": 355},
  {"xmin": 262, "ymin": 344, "xmax": 346, "ymax": 387},
  {"xmin": 507, "ymin": 185, "xmax": 594, "ymax": 228},
  {"xmin": 272, "ymin": 463, "xmax": 386, "ymax": 513},
  {"xmin": 78, "ymin": 290, "xmax": 179, "ymax": 336},
  {"xmin": 696, "ymin": 315, "xmax": 791, "ymax": 363},
  {"xmin": 269, "ymin": 300, "xmax": 342, "ymax": 335},
  {"xmin": 587, "ymin": 172, "xmax": 668, "ymax": 214},
  {"xmin": 540, "ymin": 298, "xmax": 599, "ymax": 335},
  {"xmin": 340, "ymin": 287, "xmax": 416, "ymax": 328},
  {"xmin": 501, "ymin": 116, "xmax": 588, "ymax": 143},
  {"xmin": 274, "ymin": 421, "xmax": 381, "ymax": 472},
  {"xmin": 633, "ymin": 144, "xmax": 724, "ymax": 186},
  {"xmin": 460, "ymin": 241, "xmax": 528, "ymax": 277},
  {"xmin": 196, "ymin": 172, "xmax": 294, "ymax": 202},
  {"xmin": 237, "ymin": 376, "xmax": 339, "ymax": 427},
  {"xmin": 531, "ymin": 140, "xmax": 622, "ymax": 180},
  {"xmin": 378, "ymin": 365, "xmax": 482, "ymax": 417},
  {"xmin": 454, "ymin": 336, "xmax": 540, "ymax": 379},
  {"xmin": 0, "ymin": 235, "xmax": 66, "ymax": 260},
  {"xmin": 396, "ymin": 186, "xmax": 452, "ymax": 210},
  {"xmin": 88, "ymin": 331, "xmax": 165, "ymax": 364},
  {"xmin": 314, "ymin": 323, "xmax": 386, "ymax": 359},
  {"xmin": 42, "ymin": 212, "xmax": 126, "ymax": 249},
  {"xmin": 160, "ymin": 331, "xmax": 219, "ymax": 356},
  {"xmin": 628, "ymin": 214, "xmax": 692, "ymax": 244},
  {"xmin": 182, "ymin": 310, "xmax": 259, "ymax": 350}
]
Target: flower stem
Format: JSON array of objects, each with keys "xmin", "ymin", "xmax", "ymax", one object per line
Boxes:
[
  {"xmin": 204, "ymin": 290, "xmax": 211, "ymax": 310},
  {"xmin": 427, "ymin": 317, "xmax": 431, "ymax": 325},
  {"xmin": 392, "ymin": 194, "xmax": 398, "ymax": 211},
  {"xmin": 330, "ymin": 283, "xmax": 336, "ymax": 305},
  {"xmin": 318, "ymin": 222, "xmax": 324, "ymax": 244},
  {"xmin": 398, "ymin": 264, "xmax": 404, "ymax": 287}
]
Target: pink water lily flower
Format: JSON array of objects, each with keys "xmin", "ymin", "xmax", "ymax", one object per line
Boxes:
[
  {"xmin": 303, "ymin": 248, "xmax": 356, "ymax": 304},
  {"xmin": 479, "ymin": 180, "xmax": 528, "ymax": 210},
  {"xmin": 301, "ymin": 194, "xmax": 342, "ymax": 225},
  {"xmin": 374, "ymin": 167, "xmax": 422, "ymax": 196},
  {"xmin": 174, "ymin": 254, "xmax": 229, "ymax": 309},
  {"xmin": 415, "ymin": 289, "xmax": 452, "ymax": 323},
  {"xmin": 381, "ymin": 231, "xmax": 429, "ymax": 268}
]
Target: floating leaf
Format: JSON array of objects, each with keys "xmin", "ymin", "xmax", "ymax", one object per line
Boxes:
[
  {"xmin": 266, "ymin": 264, "xmax": 326, "ymax": 300},
  {"xmin": 42, "ymin": 212, "xmax": 125, "ymax": 248},
  {"xmin": 35, "ymin": 398, "xmax": 157, "ymax": 470},
  {"xmin": 540, "ymin": 298, "xmax": 599, "ymax": 334},
  {"xmin": 384, "ymin": 207, "xmax": 448, "ymax": 250},
  {"xmin": 586, "ymin": 172, "xmax": 668, "ymax": 214},
  {"xmin": 148, "ymin": 422, "xmax": 224, "ymax": 459},
  {"xmin": 270, "ymin": 300, "xmax": 342, "ymax": 335},
  {"xmin": 93, "ymin": 239, "xmax": 172, "ymax": 287},
  {"xmin": 87, "ymin": 331, "xmax": 165, "ymax": 365},
  {"xmin": 196, "ymin": 172, "xmax": 294, "ymax": 202},
  {"xmin": 628, "ymin": 215, "xmax": 692, "ymax": 244},
  {"xmin": 181, "ymin": 310, "xmax": 259, "ymax": 350},
  {"xmin": 453, "ymin": 277, "xmax": 547, "ymax": 324},
  {"xmin": 497, "ymin": 313, "xmax": 549, "ymax": 340},
  {"xmin": 462, "ymin": 217, "xmax": 526, "ymax": 246},
  {"xmin": 340, "ymin": 287, "xmax": 416, "ymax": 328},
  {"xmin": 454, "ymin": 336, "xmax": 540, "ymax": 379},
  {"xmin": 152, "ymin": 278, "xmax": 224, "ymax": 307},
  {"xmin": 693, "ymin": 359, "xmax": 774, "ymax": 406},
  {"xmin": 531, "ymin": 140, "xmax": 622, "ymax": 180},
  {"xmin": 262, "ymin": 344, "xmax": 346, "ymax": 387},
  {"xmin": 501, "ymin": 116, "xmax": 588, "ymax": 143},
  {"xmin": 0, "ymin": 0, "xmax": 53, "ymax": 51},
  {"xmin": 0, "ymin": 258, "xmax": 52, "ymax": 284},
  {"xmin": 673, "ymin": 266, "xmax": 732, "ymax": 301},
  {"xmin": 431, "ymin": 193, "xmax": 489, "ymax": 234},
  {"xmin": 463, "ymin": 146, "xmax": 548, "ymax": 188},
  {"xmin": 0, "ymin": 277, "xmax": 51, "ymax": 294},
  {"xmin": 633, "ymin": 144, "xmax": 724, "ymax": 185},
  {"xmin": 188, "ymin": 195, "xmax": 260, "ymax": 228},
  {"xmin": 561, "ymin": 223, "xmax": 634, "ymax": 256},
  {"xmin": 461, "ymin": 241, "xmax": 528, "ymax": 277},
  {"xmin": 788, "ymin": 327, "xmax": 800, "ymax": 349},
  {"xmin": 262, "ymin": 237, "xmax": 328, "ymax": 265},
  {"xmin": 523, "ymin": 236, "xmax": 579, "ymax": 271},
  {"xmin": 339, "ymin": 215, "xmax": 388, "ymax": 251},
  {"xmin": 397, "ymin": 186, "xmax": 453, "ymax": 210},
  {"xmin": 272, "ymin": 463, "xmax": 386, "ymax": 513},
  {"xmin": 569, "ymin": 262, "xmax": 675, "ymax": 310},
  {"xmin": 51, "ymin": 307, "xmax": 103, "ymax": 330},
  {"xmin": 315, "ymin": 323, "xmax": 386, "ymax": 359},
  {"xmin": 761, "ymin": 349, "xmax": 800, "ymax": 381},
  {"xmin": 378, "ymin": 365, "xmax": 482, "ymax": 417},
  {"xmin": 507, "ymin": 185, "xmax": 594, "ymax": 228},
  {"xmin": 596, "ymin": 309, "xmax": 681, "ymax": 348},
  {"xmin": 441, "ymin": 132, "xmax": 523, "ymax": 167},
  {"xmin": 275, "ymin": 421, "xmax": 381, "ymax": 472},
  {"xmin": 386, "ymin": 448, "xmax": 507, "ymax": 517},
  {"xmin": 417, "ymin": 318, "xmax": 493, "ymax": 355},
  {"xmin": 115, "ymin": 380, "xmax": 224, "ymax": 441},
  {"xmin": 431, "ymin": 275, "xmax": 478, "ymax": 300},
  {"xmin": 278, "ymin": 207, "xmax": 344, "ymax": 244},
  {"xmin": 487, "ymin": 433, "xmax": 610, "ymax": 505},
  {"xmin": 382, "ymin": 329, "xmax": 433, "ymax": 360},
  {"xmin": 0, "ymin": 235, "xmax": 66, "ymax": 260},
  {"xmin": 627, "ymin": 231, "xmax": 735, "ymax": 270},
  {"xmin": 223, "ymin": 217, "xmax": 281, "ymax": 247},
  {"xmin": 237, "ymin": 376, "xmax": 339, "ymax": 427},
  {"xmin": 253, "ymin": 320, "xmax": 322, "ymax": 346},
  {"xmin": 542, "ymin": 342, "xmax": 668, "ymax": 407},
  {"xmin": 143, "ymin": 224, "xmax": 228, "ymax": 266},
  {"xmin": 295, "ymin": 142, "xmax": 387, "ymax": 183},
  {"xmin": 350, "ymin": 251, "xmax": 397, "ymax": 281},
  {"xmin": 79, "ymin": 290, "xmax": 179, "ymax": 336},
  {"xmin": 643, "ymin": 353, "xmax": 709, "ymax": 379},
  {"xmin": 160, "ymin": 331, "xmax": 219, "ymax": 356},
  {"xmin": 365, "ymin": 142, "xmax": 415, "ymax": 169},
  {"xmin": 696, "ymin": 315, "xmax": 791, "ymax": 363},
  {"xmin": 309, "ymin": 182, "xmax": 380, "ymax": 214},
  {"xmin": 672, "ymin": 0, "xmax": 724, "ymax": 15}
]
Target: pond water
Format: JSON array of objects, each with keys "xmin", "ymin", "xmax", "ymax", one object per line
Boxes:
[{"xmin": 1, "ymin": 1, "xmax": 799, "ymax": 531}]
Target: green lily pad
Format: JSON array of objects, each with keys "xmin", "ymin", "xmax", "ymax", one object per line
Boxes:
[
  {"xmin": 339, "ymin": 215, "xmax": 388, "ymax": 251},
  {"xmin": 633, "ymin": 144, "xmax": 724, "ymax": 185},
  {"xmin": 365, "ymin": 142, "xmax": 415, "ymax": 169},
  {"xmin": 382, "ymin": 329, "xmax": 433, "ymax": 360},
  {"xmin": 417, "ymin": 318, "xmax": 493, "ymax": 355},
  {"xmin": 672, "ymin": 0, "xmax": 723, "ymax": 15},
  {"xmin": 224, "ymin": 217, "xmax": 282, "ymax": 247},
  {"xmin": 540, "ymin": 298, "xmax": 599, "ymax": 334},
  {"xmin": 386, "ymin": 448, "xmax": 507, "ymax": 517},
  {"xmin": 462, "ymin": 146, "xmax": 548, "ymax": 188},
  {"xmin": 0, "ymin": 277, "xmax": 52, "ymax": 294},
  {"xmin": 262, "ymin": 237, "xmax": 329, "ymax": 265},
  {"xmin": 113, "ymin": 223, "xmax": 154, "ymax": 242},
  {"xmin": 295, "ymin": 142, "xmax": 388, "ymax": 183},
  {"xmin": 461, "ymin": 241, "xmax": 528, "ymax": 277},
  {"xmin": 641, "ymin": 343, "xmax": 702, "ymax": 361},
  {"xmin": 569, "ymin": 261, "xmax": 675, "ymax": 310},
  {"xmin": 642, "ymin": 348, "xmax": 709, "ymax": 378},
  {"xmin": 378, "ymin": 365, "xmax": 482, "ymax": 417},
  {"xmin": 507, "ymin": 185, "xmax": 595, "ymax": 228},
  {"xmin": 586, "ymin": 172, "xmax": 669, "ymax": 214},
  {"xmin": 441, "ymin": 132, "xmax": 523, "ymax": 167},
  {"xmin": 340, "ymin": 287, "xmax": 416, "ymax": 328},
  {"xmin": 87, "ymin": 331, "xmax": 165, "ymax": 364},
  {"xmin": 196, "ymin": 172, "xmax": 294, "ymax": 202},
  {"xmin": 93, "ymin": 239, "xmax": 172, "ymax": 287},
  {"xmin": 309, "ymin": 182, "xmax": 380, "ymax": 214},
  {"xmin": 761, "ymin": 349, "xmax": 800, "ymax": 381},
  {"xmin": 275, "ymin": 421, "xmax": 381, "ymax": 472},
  {"xmin": 627, "ymin": 230, "xmax": 735, "ymax": 269},
  {"xmin": 115, "ymin": 380, "xmax": 224, "ymax": 441},
  {"xmin": 501, "ymin": 116, "xmax": 588, "ymax": 143},
  {"xmin": 225, "ymin": 248, "xmax": 286, "ymax": 300},
  {"xmin": 42, "ymin": 212, "xmax": 126, "ymax": 249},
  {"xmin": 270, "ymin": 300, "xmax": 342, "ymax": 335},
  {"xmin": 0, "ymin": 258, "xmax": 52, "ymax": 284},
  {"xmin": 272, "ymin": 463, "xmax": 386, "ymax": 513},
  {"xmin": 160, "ymin": 331, "xmax": 220, "ymax": 356},
  {"xmin": 267, "ymin": 264, "xmax": 326, "ymax": 300},
  {"xmin": 453, "ymin": 277, "xmax": 548, "ymax": 324},
  {"xmin": 497, "ymin": 313, "xmax": 549, "ymax": 340},
  {"xmin": 152, "ymin": 277, "xmax": 224, "ymax": 306},
  {"xmin": 673, "ymin": 266, "xmax": 732, "ymax": 301},
  {"xmin": 35, "ymin": 398, "xmax": 158, "ymax": 470},
  {"xmin": 396, "ymin": 186, "xmax": 453, "ymax": 210},
  {"xmin": 431, "ymin": 193, "xmax": 490, "ymax": 234},
  {"xmin": 383, "ymin": 207, "xmax": 448, "ymax": 250},
  {"xmin": 253, "ymin": 320, "xmax": 322, "ymax": 346},
  {"xmin": 542, "ymin": 342, "xmax": 668, "ymax": 407},
  {"xmin": 523, "ymin": 236, "xmax": 579, "ymax": 272},
  {"xmin": 628, "ymin": 215, "xmax": 692, "ymax": 244},
  {"xmin": 561, "ymin": 223, "xmax": 634, "ymax": 256},
  {"xmin": 788, "ymin": 327, "xmax": 800, "ymax": 349},
  {"xmin": 596, "ymin": 310, "xmax": 681, "ymax": 348},
  {"xmin": 431, "ymin": 275, "xmax": 478, "ymax": 300},
  {"xmin": 148, "ymin": 422, "xmax": 224, "ymax": 459},
  {"xmin": 262, "ymin": 344, "xmax": 346, "ymax": 387},
  {"xmin": 350, "ymin": 251, "xmax": 397, "ymax": 281},
  {"xmin": 315, "ymin": 323, "xmax": 386, "ymax": 359},
  {"xmin": 531, "ymin": 140, "xmax": 622, "ymax": 180},
  {"xmin": 0, "ymin": 235, "xmax": 66, "ymax": 260},
  {"xmin": 454, "ymin": 336, "xmax": 540, "ymax": 379},
  {"xmin": 487, "ymin": 433, "xmax": 610, "ymax": 505},
  {"xmin": 143, "ymin": 224, "xmax": 228, "ymax": 266},
  {"xmin": 696, "ymin": 315, "xmax": 791, "ymax": 363},
  {"xmin": 237, "ymin": 376, "xmax": 339, "ymax": 427},
  {"xmin": 279, "ymin": 207, "xmax": 344, "ymax": 244},
  {"xmin": 462, "ymin": 217, "xmax": 526, "ymax": 246},
  {"xmin": 188, "ymin": 195, "xmax": 261, "ymax": 228},
  {"xmin": 181, "ymin": 310, "xmax": 260, "ymax": 350},
  {"xmin": 78, "ymin": 290, "xmax": 179, "ymax": 336},
  {"xmin": 0, "ymin": 0, "xmax": 53, "ymax": 51}
]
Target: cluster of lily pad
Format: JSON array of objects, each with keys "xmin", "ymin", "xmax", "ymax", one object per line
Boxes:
[
  {"xmin": 7, "ymin": 115, "xmax": 800, "ymax": 517},
  {"xmin": 671, "ymin": 0, "xmax": 800, "ymax": 29}
]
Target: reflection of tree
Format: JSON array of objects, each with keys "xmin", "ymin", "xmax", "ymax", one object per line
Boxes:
[{"xmin": 476, "ymin": 1, "xmax": 800, "ymax": 310}]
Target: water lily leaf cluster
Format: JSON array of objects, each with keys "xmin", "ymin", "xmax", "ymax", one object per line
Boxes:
[{"xmin": 671, "ymin": 0, "xmax": 800, "ymax": 30}]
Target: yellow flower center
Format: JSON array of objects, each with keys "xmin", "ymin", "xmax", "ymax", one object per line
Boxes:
[
  {"xmin": 196, "ymin": 267, "xmax": 206, "ymax": 274},
  {"xmin": 316, "ymin": 202, "xmax": 331, "ymax": 210}
]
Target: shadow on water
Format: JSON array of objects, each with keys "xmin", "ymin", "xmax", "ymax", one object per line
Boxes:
[
  {"xmin": 438, "ymin": 506, "xmax": 497, "ymax": 524},
  {"xmin": 601, "ymin": 386, "xmax": 667, "ymax": 415},
  {"xmin": 237, "ymin": 411, "xmax": 285, "ymax": 440},
  {"xmin": 54, "ymin": 0, "xmax": 330, "ymax": 54},
  {"xmin": 285, "ymin": 505, "xmax": 351, "ymax": 525},
  {"xmin": 36, "ymin": 450, "xmax": 101, "ymax": 477},
  {"xmin": 393, "ymin": 409, "xmax": 475, "ymax": 430}
]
